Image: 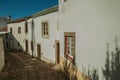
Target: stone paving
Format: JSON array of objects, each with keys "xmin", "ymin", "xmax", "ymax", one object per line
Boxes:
[{"xmin": 0, "ymin": 52, "xmax": 67, "ymax": 80}]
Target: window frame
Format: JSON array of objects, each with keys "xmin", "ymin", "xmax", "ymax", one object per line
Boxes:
[
  {"xmin": 41, "ymin": 21, "xmax": 49, "ymax": 38},
  {"xmin": 25, "ymin": 22, "xmax": 28, "ymax": 33},
  {"xmin": 18, "ymin": 27, "xmax": 21, "ymax": 34},
  {"xmin": 64, "ymin": 32, "xmax": 76, "ymax": 64}
]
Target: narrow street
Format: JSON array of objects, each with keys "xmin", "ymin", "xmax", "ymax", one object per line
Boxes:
[{"xmin": 0, "ymin": 52, "xmax": 66, "ymax": 80}]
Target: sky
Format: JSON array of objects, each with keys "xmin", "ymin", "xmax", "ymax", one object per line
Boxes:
[{"xmin": 0, "ymin": 0, "xmax": 58, "ymax": 20}]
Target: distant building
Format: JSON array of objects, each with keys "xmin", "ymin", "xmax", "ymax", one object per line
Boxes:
[
  {"xmin": 0, "ymin": 16, "xmax": 11, "ymax": 51},
  {"xmin": 7, "ymin": 17, "xmax": 27, "ymax": 52},
  {"xmin": 0, "ymin": 16, "xmax": 11, "ymax": 29}
]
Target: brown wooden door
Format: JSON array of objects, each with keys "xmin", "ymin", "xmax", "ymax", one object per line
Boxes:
[
  {"xmin": 37, "ymin": 44, "xmax": 41, "ymax": 58},
  {"xmin": 56, "ymin": 41, "xmax": 60, "ymax": 64},
  {"xmin": 25, "ymin": 40, "xmax": 28, "ymax": 54}
]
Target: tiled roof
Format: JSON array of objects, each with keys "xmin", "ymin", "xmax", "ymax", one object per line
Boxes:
[
  {"xmin": 7, "ymin": 18, "xmax": 25, "ymax": 24},
  {"xmin": 7, "ymin": 16, "xmax": 32, "ymax": 24},
  {"xmin": 0, "ymin": 26, "xmax": 8, "ymax": 31}
]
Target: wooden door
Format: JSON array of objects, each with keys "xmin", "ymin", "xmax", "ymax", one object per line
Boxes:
[
  {"xmin": 37, "ymin": 44, "xmax": 41, "ymax": 58},
  {"xmin": 55, "ymin": 41, "xmax": 60, "ymax": 64},
  {"xmin": 25, "ymin": 40, "xmax": 28, "ymax": 54}
]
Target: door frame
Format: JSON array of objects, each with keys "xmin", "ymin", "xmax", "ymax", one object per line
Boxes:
[
  {"xmin": 25, "ymin": 40, "xmax": 28, "ymax": 54},
  {"xmin": 55, "ymin": 40, "xmax": 60, "ymax": 64},
  {"xmin": 37, "ymin": 44, "xmax": 41, "ymax": 59}
]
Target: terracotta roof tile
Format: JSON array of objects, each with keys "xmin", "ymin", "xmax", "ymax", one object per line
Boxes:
[{"xmin": 0, "ymin": 26, "xmax": 8, "ymax": 31}]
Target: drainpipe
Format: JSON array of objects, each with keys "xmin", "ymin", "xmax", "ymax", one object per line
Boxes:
[{"xmin": 31, "ymin": 19, "xmax": 34, "ymax": 58}]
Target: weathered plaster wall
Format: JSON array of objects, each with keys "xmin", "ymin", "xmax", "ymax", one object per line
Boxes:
[{"xmin": 0, "ymin": 36, "xmax": 4, "ymax": 71}]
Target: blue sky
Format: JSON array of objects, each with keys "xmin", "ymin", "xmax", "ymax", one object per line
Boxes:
[{"xmin": 0, "ymin": 0, "xmax": 58, "ymax": 20}]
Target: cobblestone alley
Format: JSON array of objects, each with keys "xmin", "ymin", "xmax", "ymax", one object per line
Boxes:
[{"xmin": 0, "ymin": 53, "xmax": 67, "ymax": 80}]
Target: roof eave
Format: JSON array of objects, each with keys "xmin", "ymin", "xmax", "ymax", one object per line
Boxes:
[{"xmin": 32, "ymin": 5, "xmax": 58, "ymax": 18}]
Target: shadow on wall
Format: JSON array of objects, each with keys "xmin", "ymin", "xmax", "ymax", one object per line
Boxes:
[
  {"xmin": 103, "ymin": 41, "xmax": 120, "ymax": 80},
  {"xmin": 4, "ymin": 33, "xmax": 24, "ymax": 53},
  {"xmin": 82, "ymin": 67, "xmax": 99, "ymax": 80},
  {"xmin": 82, "ymin": 38, "xmax": 120, "ymax": 80}
]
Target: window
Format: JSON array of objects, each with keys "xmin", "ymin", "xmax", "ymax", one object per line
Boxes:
[
  {"xmin": 18, "ymin": 27, "xmax": 21, "ymax": 33},
  {"xmin": 25, "ymin": 22, "xmax": 28, "ymax": 33},
  {"xmin": 10, "ymin": 28, "xmax": 12, "ymax": 33},
  {"xmin": 66, "ymin": 37, "xmax": 75, "ymax": 56},
  {"xmin": 64, "ymin": 32, "xmax": 75, "ymax": 64},
  {"xmin": 42, "ymin": 22, "xmax": 49, "ymax": 37}
]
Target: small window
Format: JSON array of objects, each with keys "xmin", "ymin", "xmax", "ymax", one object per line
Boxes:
[
  {"xmin": 18, "ymin": 27, "xmax": 21, "ymax": 33},
  {"xmin": 25, "ymin": 22, "xmax": 28, "ymax": 33},
  {"xmin": 64, "ymin": 32, "xmax": 75, "ymax": 64},
  {"xmin": 10, "ymin": 28, "xmax": 12, "ymax": 33},
  {"xmin": 42, "ymin": 22, "xmax": 49, "ymax": 38}
]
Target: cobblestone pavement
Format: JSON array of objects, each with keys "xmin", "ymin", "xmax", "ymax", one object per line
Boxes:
[{"xmin": 0, "ymin": 52, "xmax": 67, "ymax": 80}]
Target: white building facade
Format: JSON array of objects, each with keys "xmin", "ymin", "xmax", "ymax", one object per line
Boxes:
[
  {"xmin": 7, "ymin": 6, "xmax": 60, "ymax": 63},
  {"xmin": 7, "ymin": 18, "xmax": 27, "ymax": 52},
  {"xmin": 59, "ymin": 0, "xmax": 120, "ymax": 79},
  {"xmin": 32, "ymin": 6, "xmax": 60, "ymax": 63}
]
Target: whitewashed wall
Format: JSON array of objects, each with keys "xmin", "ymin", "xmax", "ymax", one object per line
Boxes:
[
  {"xmin": 7, "ymin": 21, "xmax": 26, "ymax": 51},
  {"xmin": 0, "ymin": 36, "xmax": 4, "ymax": 71},
  {"xmin": 34, "ymin": 11, "xmax": 59, "ymax": 62},
  {"xmin": 59, "ymin": 0, "xmax": 120, "ymax": 79}
]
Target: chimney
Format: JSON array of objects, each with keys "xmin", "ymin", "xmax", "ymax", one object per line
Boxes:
[{"xmin": 7, "ymin": 15, "xmax": 12, "ymax": 21}]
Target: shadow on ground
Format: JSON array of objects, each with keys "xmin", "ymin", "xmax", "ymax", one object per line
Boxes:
[{"xmin": 0, "ymin": 52, "xmax": 67, "ymax": 80}]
